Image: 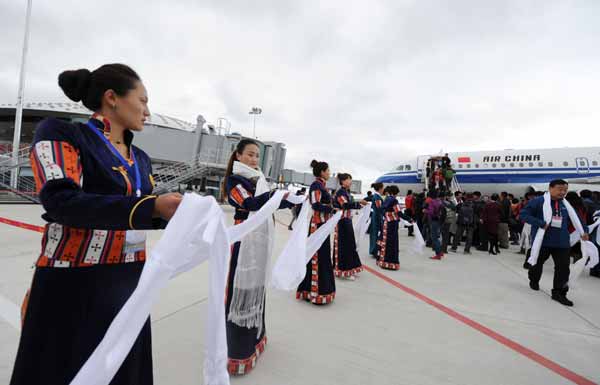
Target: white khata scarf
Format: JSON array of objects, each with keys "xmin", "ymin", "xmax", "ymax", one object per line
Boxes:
[
  {"xmin": 520, "ymin": 223, "xmax": 532, "ymax": 252},
  {"xmin": 399, "ymin": 218, "xmax": 426, "ymax": 253},
  {"xmin": 228, "ymin": 161, "xmax": 273, "ymax": 336},
  {"xmin": 354, "ymin": 202, "xmax": 372, "ymax": 251},
  {"xmin": 527, "ymin": 193, "xmax": 599, "ymax": 288}
]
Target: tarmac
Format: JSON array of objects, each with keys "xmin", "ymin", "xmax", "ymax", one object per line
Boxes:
[{"xmin": 1, "ymin": 203, "xmax": 599, "ymax": 385}]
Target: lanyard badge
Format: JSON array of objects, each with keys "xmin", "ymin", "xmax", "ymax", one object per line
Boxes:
[{"xmin": 87, "ymin": 121, "xmax": 142, "ymax": 197}]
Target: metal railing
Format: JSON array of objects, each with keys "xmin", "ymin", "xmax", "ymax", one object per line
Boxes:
[{"xmin": 151, "ymin": 153, "xmax": 226, "ymax": 195}]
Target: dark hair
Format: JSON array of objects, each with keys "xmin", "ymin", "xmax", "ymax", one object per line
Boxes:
[
  {"xmin": 501, "ymin": 191, "xmax": 508, "ymax": 198},
  {"xmin": 366, "ymin": 191, "xmax": 372, "ymax": 196},
  {"xmin": 428, "ymin": 190, "xmax": 438, "ymax": 199},
  {"xmin": 566, "ymin": 191, "xmax": 585, "ymax": 211},
  {"xmin": 454, "ymin": 191, "xmax": 462, "ymax": 197},
  {"xmin": 407, "ymin": 189, "xmax": 413, "ymax": 195},
  {"xmin": 580, "ymin": 189, "xmax": 592, "ymax": 199},
  {"xmin": 549, "ymin": 179, "xmax": 568, "ymax": 188},
  {"xmin": 491, "ymin": 193, "xmax": 499, "ymax": 201},
  {"xmin": 222, "ymin": 139, "xmax": 260, "ymax": 198},
  {"xmin": 371, "ymin": 182, "xmax": 384, "ymax": 191},
  {"xmin": 337, "ymin": 173, "xmax": 352, "ymax": 184},
  {"xmin": 387, "ymin": 185, "xmax": 399, "ymax": 196},
  {"xmin": 58, "ymin": 64, "xmax": 141, "ymax": 111},
  {"xmin": 311, "ymin": 159, "xmax": 329, "ymax": 177},
  {"xmin": 473, "ymin": 191, "xmax": 481, "ymax": 197},
  {"xmin": 511, "ymin": 198, "xmax": 519, "ymax": 204}
]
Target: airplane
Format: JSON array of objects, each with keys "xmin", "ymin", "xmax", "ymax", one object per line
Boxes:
[{"xmin": 375, "ymin": 147, "xmax": 600, "ymax": 196}]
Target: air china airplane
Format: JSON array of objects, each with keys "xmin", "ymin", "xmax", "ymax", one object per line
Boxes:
[{"xmin": 375, "ymin": 147, "xmax": 600, "ymax": 196}]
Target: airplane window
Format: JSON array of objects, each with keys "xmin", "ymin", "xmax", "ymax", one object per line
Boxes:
[
  {"xmin": 475, "ymin": 164, "xmax": 479, "ymax": 168},
  {"xmin": 538, "ymin": 162, "xmax": 543, "ymax": 167},
  {"xmin": 492, "ymin": 163, "xmax": 497, "ymax": 168},
  {"xmin": 519, "ymin": 162, "xmax": 524, "ymax": 167},
  {"xmin": 466, "ymin": 164, "xmax": 471, "ymax": 168},
  {"xmin": 563, "ymin": 161, "xmax": 569, "ymax": 166},
  {"xmin": 509, "ymin": 163, "xmax": 515, "ymax": 167},
  {"xmin": 396, "ymin": 166, "xmax": 404, "ymax": 171},
  {"xmin": 579, "ymin": 161, "xmax": 586, "ymax": 167},
  {"xmin": 548, "ymin": 162, "xmax": 553, "ymax": 167},
  {"xmin": 593, "ymin": 161, "xmax": 598, "ymax": 166},
  {"xmin": 501, "ymin": 163, "xmax": 506, "ymax": 168},
  {"xmin": 406, "ymin": 165, "xmax": 411, "ymax": 170},
  {"xmin": 528, "ymin": 162, "xmax": 534, "ymax": 167},
  {"xmin": 458, "ymin": 164, "xmax": 463, "ymax": 168}
]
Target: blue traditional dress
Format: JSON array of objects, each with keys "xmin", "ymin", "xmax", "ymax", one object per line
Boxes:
[
  {"xmin": 333, "ymin": 187, "xmax": 363, "ymax": 277},
  {"xmin": 296, "ymin": 177, "xmax": 336, "ymax": 304},
  {"xmin": 11, "ymin": 114, "xmax": 161, "ymax": 385},
  {"xmin": 224, "ymin": 173, "xmax": 292, "ymax": 375},
  {"xmin": 369, "ymin": 192, "xmax": 384, "ymax": 257},
  {"xmin": 377, "ymin": 196, "xmax": 412, "ymax": 270}
]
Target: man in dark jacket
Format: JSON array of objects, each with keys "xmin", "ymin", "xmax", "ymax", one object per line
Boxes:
[
  {"xmin": 520, "ymin": 180, "xmax": 590, "ymax": 306},
  {"xmin": 580, "ymin": 189, "xmax": 600, "ymax": 278},
  {"xmin": 498, "ymin": 191, "xmax": 511, "ymax": 248}
]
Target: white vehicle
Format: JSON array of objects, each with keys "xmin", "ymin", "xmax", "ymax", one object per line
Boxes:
[{"xmin": 375, "ymin": 147, "xmax": 600, "ymax": 196}]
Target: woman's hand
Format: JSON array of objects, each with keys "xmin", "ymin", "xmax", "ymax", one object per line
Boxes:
[
  {"xmin": 360, "ymin": 200, "xmax": 368, "ymax": 206},
  {"xmin": 153, "ymin": 193, "xmax": 183, "ymax": 220}
]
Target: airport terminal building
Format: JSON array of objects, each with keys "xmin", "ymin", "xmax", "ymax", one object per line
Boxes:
[{"xmin": 0, "ymin": 102, "xmax": 361, "ymax": 202}]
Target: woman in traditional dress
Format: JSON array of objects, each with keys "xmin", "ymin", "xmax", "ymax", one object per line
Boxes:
[
  {"xmin": 369, "ymin": 182, "xmax": 385, "ymax": 259},
  {"xmin": 332, "ymin": 173, "xmax": 367, "ymax": 280},
  {"xmin": 11, "ymin": 64, "xmax": 182, "ymax": 385},
  {"xmin": 223, "ymin": 139, "xmax": 292, "ymax": 375},
  {"xmin": 297, "ymin": 160, "xmax": 337, "ymax": 304},
  {"xmin": 378, "ymin": 185, "xmax": 413, "ymax": 270}
]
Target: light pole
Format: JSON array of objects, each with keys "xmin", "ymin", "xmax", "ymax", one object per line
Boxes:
[
  {"xmin": 248, "ymin": 107, "xmax": 262, "ymax": 138},
  {"xmin": 10, "ymin": 0, "xmax": 33, "ymax": 189}
]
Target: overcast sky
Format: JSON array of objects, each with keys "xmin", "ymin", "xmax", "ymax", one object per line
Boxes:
[{"xmin": 1, "ymin": 1, "xmax": 600, "ymax": 185}]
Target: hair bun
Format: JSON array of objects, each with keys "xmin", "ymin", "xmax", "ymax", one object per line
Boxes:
[
  {"xmin": 310, "ymin": 159, "xmax": 319, "ymax": 168},
  {"xmin": 58, "ymin": 69, "xmax": 91, "ymax": 102}
]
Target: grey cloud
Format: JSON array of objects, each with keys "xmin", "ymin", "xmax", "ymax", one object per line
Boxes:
[{"xmin": 1, "ymin": 1, "xmax": 600, "ymax": 187}]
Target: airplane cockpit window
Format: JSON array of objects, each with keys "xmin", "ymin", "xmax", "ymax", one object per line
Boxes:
[
  {"xmin": 405, "ymin": 165, "xmax": 411, "ymax": 171},
  {"xmin": 396, "ymin": 165, "xmax": 404, "ymax": 171},
  {"xmin": 563, "ymin": 161, "xmax": 569, "ymax": 166}
]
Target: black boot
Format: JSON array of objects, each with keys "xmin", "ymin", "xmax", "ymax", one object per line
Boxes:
[{"xmin": 551, "ymin": 289, "xmax": 573, "ymax": 307}]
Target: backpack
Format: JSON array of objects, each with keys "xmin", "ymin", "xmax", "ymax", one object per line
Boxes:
[{"xmin": 458, "ymin": 202, "xmax": 474, "ymax": 226}]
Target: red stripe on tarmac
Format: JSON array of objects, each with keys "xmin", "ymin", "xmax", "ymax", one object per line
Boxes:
[
  {"xmin": 363, "ymin": 265, "xmax": 597, "ymax": 385},
  {"xmin": 0, "ymin": 217, "xmax": 44, "ymax": 233}
]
